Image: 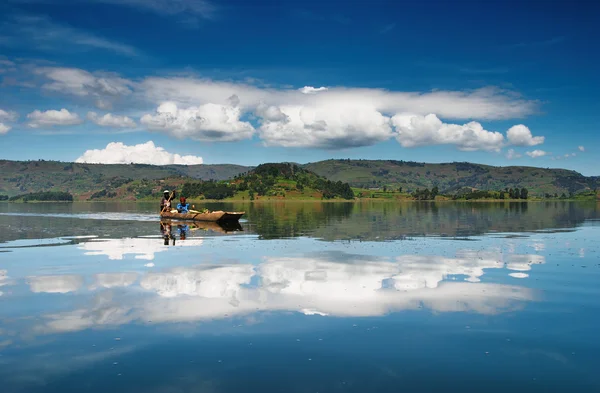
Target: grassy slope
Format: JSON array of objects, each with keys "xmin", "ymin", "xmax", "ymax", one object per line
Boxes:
[
  {"xmin": 0, "ymin": 160, "xmax": 249, "ymax": 197},
  {"xmin": 1, "ymin": 159, "xmax": 598, "ymax": 199},
  {"xmin": 305, "ymin": 159, "xmax": 599, "ymax": 196}
]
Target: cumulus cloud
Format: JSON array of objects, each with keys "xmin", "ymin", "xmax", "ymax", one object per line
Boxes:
[
  {"xmin": 19, "ymin": 62, "xmax": 544, "ymax": 150},
  {"xmin": 27, "ymin": 108, "xmax": 83, "ymax": 128},
  {"xmin": 36, "ymin": 67, "xmax": 134, "ymax": 109},
  {"xmin": 0, "ymin": 109, "xmax": 18, "ymax": 135},
  {"xmin": 87, "ymin": 112, "xmax": 136, "ymax": 128},
  {"xmin": 0, "ymin": 109, "xmax": 18, "ymax": 122},
  {"xmin": 140, "ymin": 101, "xmax": 254, "ymax": 142},
  {"xmin": 135, "ymin": 77, "xmax": 540, "ymax": 149},
  {"xmin": 392, "ymin": 113, "xmax": 505, "ymax": 151},
  {"xmin": 258, "ymin": 104, "xmax": 393, "ymax": 148},
  {"xmin": 75, "ymin": 141, "xmax": 204, "ymax": 165},
  {"xmin": 506, "ymin": 149, "xmax": 522, "ymax": 159},
  {"xmin": 299, "ymin": 86, "xmax": 328, "ymax": 94},
  {"xmin": 578, "ymin": 145, "xmax": 585, "ymax": 152},
  {"xmin": 506, "ymin": 124, "xmax": 545, "ymax": 146},
  {"xmin": 526, "ymin": 149, "xmax": 548, "ymax": 158},
  {"xmin": 140, "ymin": 79, "xmax": 536, "ymax": 121}
]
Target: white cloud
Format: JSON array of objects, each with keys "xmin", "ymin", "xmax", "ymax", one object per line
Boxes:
[
  {"xmin": 0, "ymin": 109, "xmax": 18, "ymax": 122},
  {"xmin": 578, "ymin": 145, "xmax": 585, "ymax": 152},
  {"xmin": 140, "ymin": 79, "xmax": 536, "ymax": 121},
  {"xmin": 27, "ymin": 108, "xmax": 83, "ymax": 128},
  {"xmin": 87, "ymin": 112, "xmax": 137, "ymax": 128},
  {"xmin": 0, "ymin": 109, "xmax": 18, "ymax": 135},
  {"xmin": 0, "ymin": 14, "xmax": 139, "ymax": 57},
  {"xmin": 506, "ymin": 124, "xmax": 545, "ymax": 146},
  {"xmin": 136, "ymin": 77, "xmax": 539, "ymax": 149},
  {"xmin": 75, "ymin": 141, "xmax": 204, "ymax": 165},
  {"xmin": 526, "ymin": 149, "xmax": 548, "ymax": 158},
  {"xmin": 505, "ymin": 149, "xmax": 522, "ymax": 160},
  {"xmin": 36, "ymin": 67, "xmax": 134, "ymax": 109},
  {"xmin": 28, "ymin": 275, "xmax": 83, "ymax": 293},
  {"xmin": 391, "ymin": 113, "xmax": 505, "ymax": 151},
  {"xmin": 0, "ymin": 123, "xmax": 11, "ymax": 135},
  {"xmin": 258, "ymin": 103, "xmax": 393, "ymax": 149},
  {"xmin": 15, "ymin": 61, "xmax": 543, "ymax": 150},
  {"xmin": 299, "ymin": 86, "xmax": 328, "ymax": 94},
  {"xmin": 140, "ymin": 101, "xmax": 254, "ymax": 142}
]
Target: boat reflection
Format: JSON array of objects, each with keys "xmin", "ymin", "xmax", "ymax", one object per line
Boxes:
[{"xmin": 160, "ymin": 219, "xmax": 242, "ymax": 245}]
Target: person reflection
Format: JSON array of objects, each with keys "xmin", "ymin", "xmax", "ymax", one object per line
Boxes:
[
  {"xmin": 160, "ymin": 221, "xmax": 176, "ymax": 246},
  {"xmin": 177, "ymin": 224, "xmax": 189, "ymax": 241}
]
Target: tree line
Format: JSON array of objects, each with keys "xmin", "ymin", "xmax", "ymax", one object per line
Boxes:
[{"xmin": 8, "ymin": 191, "xmax": 74, "ymax": 202}]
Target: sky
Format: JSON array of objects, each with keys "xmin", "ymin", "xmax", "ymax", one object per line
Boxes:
[{"xmin": 0, "ymin": 0, "xmax": 598, "ymax": 175}]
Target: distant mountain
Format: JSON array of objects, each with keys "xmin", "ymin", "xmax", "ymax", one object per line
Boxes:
[
  {"xmin": 0, "ymin": 159, "xmax": 597, "ymax": 199},
  {"xmin": 305, "ymin": 159, "xmax": 599, "ymax": 196},
  {"xmin": 0, "ymin": 160, "xmax": 250, "ymax": 197}
]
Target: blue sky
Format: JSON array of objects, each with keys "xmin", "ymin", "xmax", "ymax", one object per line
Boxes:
[{"xmin": 0, "ymin": 0, "xmax": 597, "ymax": 174}]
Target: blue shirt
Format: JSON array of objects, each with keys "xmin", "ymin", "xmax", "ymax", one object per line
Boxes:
[{"xmin": 176, "ymin": 203, "xmax": 190, "ymax": 213}]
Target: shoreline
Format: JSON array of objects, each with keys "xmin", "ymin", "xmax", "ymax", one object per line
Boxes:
[{"xmin": 2, "ymin": 198, "xmax": 596, "ymax": 204}]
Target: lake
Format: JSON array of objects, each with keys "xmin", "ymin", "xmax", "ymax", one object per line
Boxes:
[{"xmin": 1, "ymin": 201, "xmax": 599, "ymax": 393}]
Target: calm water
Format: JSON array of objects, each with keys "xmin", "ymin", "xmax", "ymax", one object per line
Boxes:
[{"xmin": 0, "ymin": 201, "xmax": 599, "ymax": 393}]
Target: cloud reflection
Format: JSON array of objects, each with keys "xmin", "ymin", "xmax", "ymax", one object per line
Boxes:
[
  {"xmin": 90, "ymin": 272, "xmax": 138, "ymax": 289},
  {"xmin": 0, "ymin": 269, "xmax": 13, "ymax": 296},
  {"xmin": 28, "ymin": 275, "xmax": 83, "ymax": 293},
  {"xmin": 30, "ymin": 250, "xmax": 542, "ymax": 334},
  {"xmin": 78, "ymin": 237, "xmax": 204, "ymax": 260}
]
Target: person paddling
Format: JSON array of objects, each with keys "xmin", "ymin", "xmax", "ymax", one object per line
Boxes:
[{"xmin": 160, "ymin": 190, "xmax": 172, "ymax": 212}]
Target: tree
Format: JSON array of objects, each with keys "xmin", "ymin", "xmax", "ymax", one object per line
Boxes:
[
  {"xmin": 508, "ymin": 188, "xmax": 514, "ymax": 199},
  {"xmin": 431, "ymin": 186, "xmax": 439, "ymax": 199},
  {"xmin": 398, "ymin": 187, "xmax": 403, "ymax": 193},
  {"xmin": 383, "ymin": 185, "xmax": 387, "ymax": 192},
  {"xmin": 520, "ymin": 188, "xmax": 528, "ymax": 199},
  {"xmin": 499, "ymin": 191, "xmax": 505, "ymax": 200}
]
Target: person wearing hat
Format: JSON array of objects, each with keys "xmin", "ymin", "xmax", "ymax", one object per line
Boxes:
[
  {"xmin": 160, "ymin": 190, "xmax": 172, "ymax": 212},
  {"xmin": 177, "ymin": 196, "xmax": 192, "ymax": 213}
]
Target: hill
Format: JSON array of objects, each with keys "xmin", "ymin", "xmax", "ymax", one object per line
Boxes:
[
  {"xmin": 181, "ymin": 163, "xmax": 355, "ymax": 201},
  {"xmin": 0, "ymin": 159, "xmax": 597, "ymax": 200},
  {"xmin": 0, "ymin": 159, "xmax": 250, "ymax": 198},
  {"xmin": 305, "ymin": 159, "xmax": 599, "ymax": 196}
]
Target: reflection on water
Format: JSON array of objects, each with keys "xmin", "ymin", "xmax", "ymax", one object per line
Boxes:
[
  {"xmin": 0, "ymin": 202, "xmax": 599, "ymax": 393},
  {"xmin": 0, "ymin": 201, "xmax": 597, "ymax": 242},
  {"xmin": 5, "ymin": 246, "xmax": 542, "ymax": 337}
]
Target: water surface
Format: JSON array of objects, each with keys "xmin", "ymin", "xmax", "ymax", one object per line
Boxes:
[{"xmin": 0, "ymin": 201, "xmax": 599, "ymax": 392}]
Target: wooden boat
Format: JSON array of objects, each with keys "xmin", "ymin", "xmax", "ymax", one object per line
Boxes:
[
  {"xmin": 160, "ymin": 219, "xmax": 243, "ymax": 233},
  {"xmin": 160, "ymin": 210, "xmax": 245, "ymax": 222}
]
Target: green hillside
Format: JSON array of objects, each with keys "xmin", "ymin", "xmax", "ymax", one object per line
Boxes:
[
  {"xmin": 0, "ymin": 159, "xmax": 598, "ymax": 200},
  {"xmin": 181, "ymin": 163, "xmax": 355, "ymax": 201},
  {"xmin": 305, "ymin": 159, "xmax": 599, "ymax": 196},
  {"xmin": 0, "ymin": 160, "xmax": 249, "ymax": 198}
]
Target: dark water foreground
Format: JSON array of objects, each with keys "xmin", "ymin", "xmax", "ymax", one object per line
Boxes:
[{"xmin": 0, "ymin": 201, "xmax": 599, "ymax": 393}]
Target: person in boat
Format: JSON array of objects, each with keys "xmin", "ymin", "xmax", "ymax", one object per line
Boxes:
[
  {"xmin": 160, "ymin": 190, "xmax": 172, "ymax": 212},
  {"xmin": 177, "ymin": 196, "xmax": 191, "ymax": 213}
]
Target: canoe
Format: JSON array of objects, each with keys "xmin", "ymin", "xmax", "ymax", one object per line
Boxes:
[
  {"xmin": 160, "ymin": 210, "xmax": 245, "ymax": 222},
  {"xmin": 160, "ymin": 219, "xmax": 243, "ymax": 233}
]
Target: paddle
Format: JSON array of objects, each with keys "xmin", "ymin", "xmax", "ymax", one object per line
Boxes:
[{"xmin": 160, "ymin": 191, "xmax": 175, "ymax": 214}]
